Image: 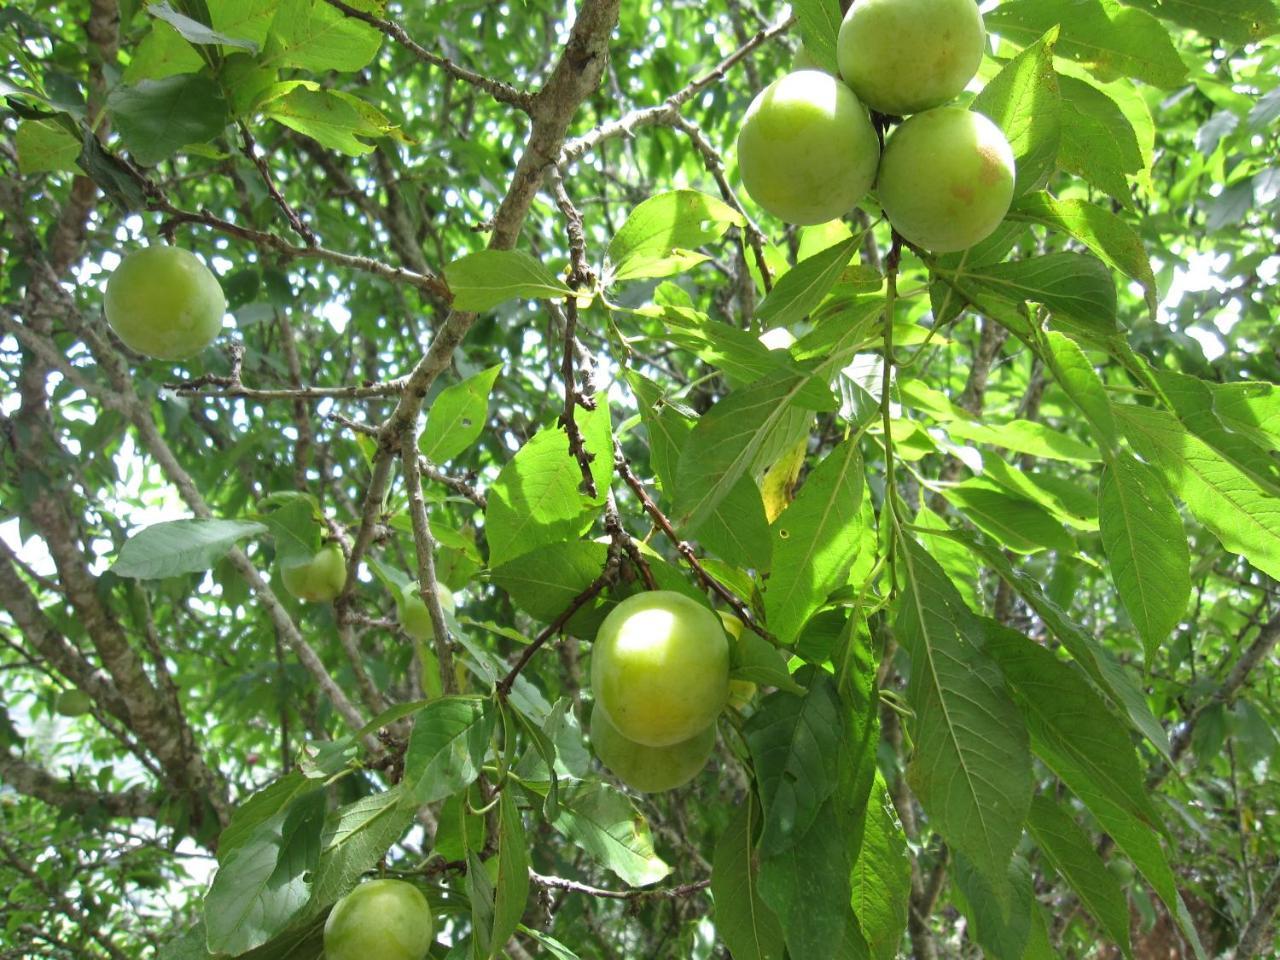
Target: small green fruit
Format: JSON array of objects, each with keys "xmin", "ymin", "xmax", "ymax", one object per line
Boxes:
[
  {"xmin": 877, "ymin": 107, "xmax": 1015, "ymax": 253},
  {"xmin": 104, "ymin": 246, "xmax": 226, "ymax": 360},
  {"xmin": 399, "ymin": 583, "xmax": 455, "ymax": 642},
  {"xmin": 590, "ymin": 704, "xmax": 715, "ymax": 793},
  {"xmin": 280, "ymin": 543, "xmax": 347, "ymax": 603},
  {"xmin": 323, "ymin": 879, "xmax": 434, "ymax": 960},
  {"xmin": 591, "ymin": 590, "xmax": 730, "ymax": 748},
  {"xmin": 737, "ymin": 70, "xmax": 880, "ymax": 225},
  {"xmin": 55, "ymin": 689, "xmax": 92, "ymax": 718},
  {"xmin": 837, "ymin": 0, "xmax": 985, "ymax": 116}
]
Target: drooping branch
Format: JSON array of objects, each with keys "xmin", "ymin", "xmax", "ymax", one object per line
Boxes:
[{"xmin": 0, "ymin": 751, "xmax": 158, "ymax": 821}]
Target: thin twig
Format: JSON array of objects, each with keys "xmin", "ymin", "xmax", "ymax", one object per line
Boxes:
[
  {"xmin": 238, "ymin": 122, "xmax": 316, "ymax": 245},
  {"xmin": 530, "ymin": 871, "xmax": 710, "ymax": 900}
]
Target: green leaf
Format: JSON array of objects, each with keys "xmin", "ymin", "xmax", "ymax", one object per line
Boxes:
[
  {"xmin": 310, "ymin": 784, "xmax": 416, "ymax": 907},
  {"xmin": 941, "ymin": 480, "xmax": 1075, "ymax": 555},
  {"xmin": 445, "ymin": 250, "xmax": 572, "ymax": 312},
  {"xmin": 259, "ymin": 494, "xmax": 322, "ymax": 569},
  {"xmin": 732, "ymin": 630, "xmax": 804, "ymax": 694},
  {"xmin": 1058, "ymin": 76, "xmax": 1145, "ymax": 208},
  {"xmin": 1210, "ymin": 380, "xmax": 1280, "ymax": 451},
  {"xmin": 111, "ymin": 518, "xmax": 267, "ymax": 579},
  {"xmin": 421, "ymin": 364, "xmax": 502, "ymax": 463},
  {"xmin": 792, "ymin": 0, "xmax": 843, "ymax": 74},
  {"xmin": 952, "ymin": 853, "xmax": 1034, "ymax": 960},
  {"xmin": 518, "ymin": 927, "xmax": 582, "ymax": 959},
  {"xmin": 972, "ymin": 28, "xmax": 1061, "ymax": 196},
  {"xmin": 262, "ymin": 0, "xmax": 382, "ymax": 72},
  {"xmin": 216, "ymin": 773, "xmax": 323, "ymax": 863},
  {"xmin": 755, "ymin": 235, "xmax": 863, "ymax": 329},
  {"xmin": 211, "ymin": 0, "xmax": 283, "ymax": 47},
  {"xmin": 712, "ymin": 793, "xmax": 786, "ymax": 960},
  {"xmin": 204, "ymin": 790, "xmax": 324, "ymax": 954},
  {"xmin": 673, "ymin": 372, "xmax": 822, "ymax": 529},
  {"xmin": 746, "ymin": 675, "xmax": 845, "ymax": 855},
  {"xmin": 107, "ymin": 74, "xmax": 229, "ymax": 166},
  {"xmin": 963, "ymin": 253, "xmax": 1117, "ymax": 335},
  {"xmin": 490, "ymin": 541, "xmax": 610, "ymax": 634},
  {"xmin": 1026, "ymin": 794, "xmax": 1133, "ymax": 958},
  {"xmin": 985, "ymin": 0, "xmax": 1188, "ymax": 88},
  {"xmin": 484, "ymin": 400, "xmax": 611, "ymax": 566},
  {"xmin": 551, "ymin": 783, "xmax": 670, "ymax": 887},
  {"xmin": 606, "ymin": 190, "xmax": 743, "ymax": 283},
  {"xmin": 401, "ymin": 697, "xmax": 494, "ymax": 805},
  {"xmin": 1116, "ymin": 404, "xmax": 1280, "ymax": 581},
  {"xmin": 15, "ymin": 118, "xmax": 81, "ymax": 174},
  {"xmin": 261, "ymin": 83, "xmax": 400, "ymax": 157},
  {"xmin": 1099, "ymin": 453, "xmax": 1190, "ymax": 662},
  {"xmin": 473, "ymin": 791, "xmax": 529, "ymax": 960},
  {"xmin": 764, "ymin": 439, "xmax": 864, "ymax": 644},
  {"xmin": 1041, "ymin": 331, "xmax": 1120, "ymax": 454},
  {"xmin": 124, "ymin": 22, "xmax": 204, "ymax": 82},
  {"xmin": 895, "ymin": 536, "xmax": 1032, "ymax": 881},
  {"xmin": 1012, "ymin": 195, "xmax": 1157, "ymax": 317},
  {"xmin": 148, "ymin": 2, "xmax": 259, "ymax": 52},
  {"xmin": 850, "ymin": 776, "xmax": 911, "ymax": 960},
  {"xmin": 945, "ymin": 417, "xmax": 1101, "ymax": 462},
  {"xmin": 1118, "ymin": 0, "xmax": 1280, "ymax": 43}
]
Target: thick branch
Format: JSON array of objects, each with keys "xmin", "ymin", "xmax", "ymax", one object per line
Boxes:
[{"xmin": 0, "ymin": 752, "xmax": 157, "ymax": 820}]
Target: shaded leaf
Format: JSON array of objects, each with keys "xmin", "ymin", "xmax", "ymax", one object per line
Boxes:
[
  {"xmin": 112, "ymin": 519, "xmax": 267, "ymax": 579},
  {"xmin": 445, "ymin": 250, "xmax": 572, "ymax": 312}
]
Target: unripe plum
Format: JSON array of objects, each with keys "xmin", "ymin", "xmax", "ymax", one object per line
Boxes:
[
  {"xmin": 399, "ymin": 582, "xmax": 455, "ymax": 642},
  {"xmin": 589, "ymin": 704, "xmax": 715, "ymax": 793},
  {"xmin": 877, "ymin": 107, "xmax": 1015, "ymax": 253},
  {"xmin": 280, "ymin": 543, "xmax": 347, "ymax": 603},
  {"xmin": 837, "ymin": 0, "xmax": 985, "ymax": 116},
  {"xmin": 323, "ymin": 879, "xmax": 434, "ymax": 960},
  {"xmin": 591, "ymin": 590, "xmax": 730, "ymax": 747},
  {"xmin": 104, "ymin": 246, "xmax": 225, "ymax": 360},
  {"xmin": 55, "ymin": 689, "xmax": 92, "ymax": 717},
  {"xmin": 737, "ymin": 70, "xmax": 879, "ymax": 226}
]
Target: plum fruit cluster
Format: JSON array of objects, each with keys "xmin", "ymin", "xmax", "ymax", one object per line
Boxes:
[
  {"xmin": 323, "ymin": 879, "xmax": 435, "ymax": 960},
  {"xmin": 280, "ymin": 543, "xmax": 347, "ymax": 603},
  {"xmin": 104, "ymin": 245, "xmax": 226, "ymax": 360},
  {"xmin": 588, "ymin": 591, "xmax": 732, "ymax": 793},
  {"xmin": 738, "ymin": 0, "xmax": 1015, "ymax": 253}
]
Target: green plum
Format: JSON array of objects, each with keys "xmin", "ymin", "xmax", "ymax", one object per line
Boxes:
[
  {"xmin": 790, "ymin": 43, "xmax": 829, "ymax": 74},
  {"xmin": 591, "ymin": 590, "xmax": 730, "ymax": 747},
  {"xmin": 323, "ymin": 879, "xmax": 434, "ymax": 960},
  {"xmin": 837, "ymin": 0, "xmax": 985, "ymax": 116},
  {"xmin": 104, "ymin": 246, "xmax": 226, "ymax": 360},
  {"xmin": 877, "ymin": 107, "xmax": 1015, "ymax": 253},
  {"xmin": 399, "ymin": 582, "xmax": 455, "ymax": 642},
  {"xmin": 589, "ymin": 703, "xmax": 715, "ymax": 793},
  {"xmin": 55, "ymin": 689, "xmax": 92, "ymax": 717},
  {"xmin": 737, "ymin": 70, "xmax": 879, "ymax": 225},
  {"xmin": 280, "ymin": 543, "xmax": 347, "ymax": 603}
]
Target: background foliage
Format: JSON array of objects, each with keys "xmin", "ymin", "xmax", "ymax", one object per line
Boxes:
[{"xmin": 1, "ymin": 0, "xmax": 1279, "ymax": 957}]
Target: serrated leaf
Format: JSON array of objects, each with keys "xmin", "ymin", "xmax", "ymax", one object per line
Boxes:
[
  {"xmin": 850, "ymin": 776, "xmax": 911, "ymax": 960},
  {"xmin": 972, "ymin": 28, "xmax": 1061, "ymax": 196},
  {"xmin": 792, "ymin": 0, "xmax": 842, "ymax": 74},
  {"xmin": 445, "ymin": 250, "xmax": 572, "ymax": 312},
  {"xmin": 262, "ymin": 0, "xmax": 382, "ymax": 72},
  {"xmin": 746, "ymin": 674, "xmax": 843, "ymax": 855},
  {"xmin": 422, "ymin": 364, "xmax": 502, "ymax": 463},
  {"xmin": 216, "ymin": 773, "xmax": 323, "ymax": 863},
  {"xmin": 606, "ymin": 190, "xmax": 743, "ymax": 283},
  {"xmin": 551, "ymin": 782, "xmax": 670, "ymax": 887},
  {"xmin": 484, "ymin": 400, "xmax": 611, "ymax": 566},
  {"xmin": 124, "ymin": 21, "xmax": 204, "ymax": 81},
  {"xmin": 1058, "ymin": 76, "xmax": 1145, "ymax": 208},
  {"xmin": 895, "ymin": 536, "xmax": 1032, "ymax": 881},
  {"xmin": 1119, "ymin": 0, "xmax": 1280, "ymax": 43},
  {"xmin": 1116, "ymin": 404, "xmax": 1280, "ymax": 581},
  {"xmin": 1041, "ymin": 331, "xmax": 1120, "ymax": 453},
  {"xmin": 310, "ymin": 785, "xmax": 416, "ymax": 907},
  {"xmin": 942, "ymin": 480, "xmax": 1075, "ymax": 555},
  {"xmin": 1099, "ymin": 454, "xmax": 1190, "ymax": 662},
  {"xmin": 945, "ymin": 417, "xmax": 1101, "ymax": 462},
  {"xmin": 107, "ymin": 74, "xmax": 229, "ymax": 166},
  {"xmin": 1027, "ymin": 794, "xmax": 1133, "ymax": 958},
  {"xmin": 16, "ymin": 117, "xmax": 82, "ymax": 173},
  {"xmin": 112, "ymin": 519, "xmax": 267, "ymax": 579},
  {"xmin": 764, "ymin": 439, "xmax": 864, "ymax": 644},
  {"xmin": 733, "ymin": 630, "xmax": 804, "ymax": 694},
  {"xmin": 985, "ymin": 0, "xmax": 1187, "ymax": 88},
  {"xmin": 261, "ymin": 82, "xmax": 399, "ymax": 156},
  {"xmin": 473, "ymin": 791, "xmax": 529, "ymax": 960},
  {"xmin": 401, "ymin": 697, "xmax": 494, "ymax": 805},
  {"xmin": 755, "ymin": 235, "xmax": 862, "ymax": 329},
  {"xmin": 712, "ymin": 794, "xmax": 785, "ymax": 960},
  {"xmin": 491, "ymin": 541, "xmax": 611, "ymax": 634},
  {"xmin": 962, "ymin": 253, "xmax": 1117, "ymax": 335}
]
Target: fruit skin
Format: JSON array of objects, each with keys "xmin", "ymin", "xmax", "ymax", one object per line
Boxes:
[
  {"xmin": 591, "ymin": 590, "xmax": 730, "ymax": 748},
  {"xmin": 837, "ymin": 0, "xmax": 985, "ymax": 116},
  {"xmin": 55, "ymin": 689, "xmax": 92, "ymax": 717},
  {"xmin": 399, "ymin": 583, "xmax": 455, "ymax": 642},
  {"xmin": 280, "ymin": 543, "xmax": 346, "ymax": 603},
  {"xmin": 791, "ymin": 43, "xmax": 829, "ymax": 74},
  {"xmin": 737, "ymin": 70, "xmax": 879, "ymax": 226},
  {"xmin": 877, "ymin": 107, "xmax": 1015, "ymax": 253},
  {"xmin": 323, "ymin": 879, "xmax": 434, "ymax": 960},
  {"xmin": 590, "ymin": 704, "xmax": 715, "ymax": 793},
  {"xmin": 104, "ymin": 246, "xmax": 226, "ymax": 360}
]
